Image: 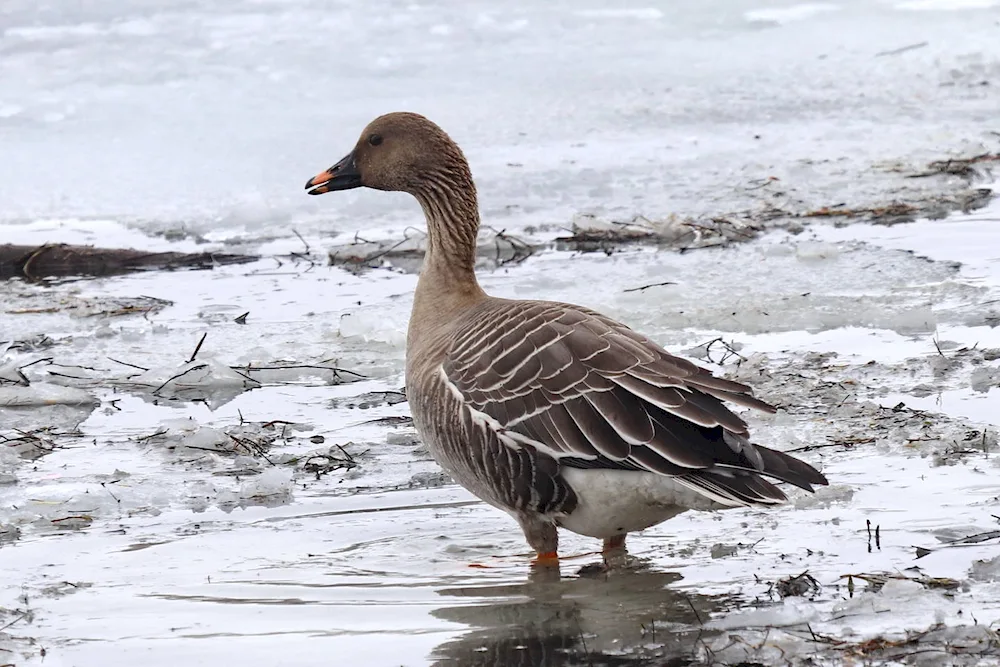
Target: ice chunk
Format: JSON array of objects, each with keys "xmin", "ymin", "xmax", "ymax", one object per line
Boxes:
[
  {"xmin": 339, "ymin": 308, "xmax": 407, "ymax": 347},
  {"xmin": 239, "ymin": 467, "xmax": 294, "ymax": 500},
  {"xmin": 709, "ymin": 597, "xmax": 819, "ymax": 629},
  {"xmin": 793, "ymin": 485, "xmax": 855, "ymax": 509},
  {"xmin": 0, "ymin": 383, "xmax": 98, "ymax": 407},
  {"xmin": 795, "ymin": 241, "xmax": 841, "ymax": 262},
  {"xmin": 0, "ymin": 360, "xmax": 30, "ymax": 386},
  {"xmin": 880, "ymin": 578, "xmax": 926, "ymax": 598},
  {"xmin": 872, "ymin": 306, "xmax": 937, "ymax": 335},
  {"xmin": 148, "ymin": 417, "xmax": 221, "ymax": 452},
  {"xmin": 181, "ymin": 426, "xmax": 230, "ymax": 452},
  {"xmin": 126, "ymin": 357, "xmax": 261, "ymax": 392},
  {"xmin": 160, "ymin": 417, "xmax": 200, "ymax": 432},
  {"xmin": 970, "ymin": 556, "xmax": 1000, "ymax": 582},
  {"xmin": 970, "ymin": 366, "xmax": 999, "ymax": 393}
]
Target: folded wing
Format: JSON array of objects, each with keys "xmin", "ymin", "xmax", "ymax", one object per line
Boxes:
[{"xmin": 442, "ymin": 300, "xmax": 827, "ymax": 507}]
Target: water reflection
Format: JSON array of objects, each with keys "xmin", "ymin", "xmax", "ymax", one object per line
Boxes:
[
  {"xmin": 430, "ymin": 565, "xmax": 734, "ymax": 666},
  {"xmin": 131, "ymin": 385, "xmax": 251, "ymax": 411},
  {"xmin": 0, "ymin": 403, "xmax": 97, "ymax": 435}
]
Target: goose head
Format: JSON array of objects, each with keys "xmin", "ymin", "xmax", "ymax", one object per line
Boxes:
[{"xmin": 305, "ymin": 112, "xmax": 471, "ymax": 197}]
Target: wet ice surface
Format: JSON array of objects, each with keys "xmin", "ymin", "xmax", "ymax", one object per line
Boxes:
[
  {"xmin": 4, "ymin": 192, "xmax": 1000, "ymax": 665},
  {"xmin": 4, "ymin": 0, "xmax": 1000, "ymax": 664}
]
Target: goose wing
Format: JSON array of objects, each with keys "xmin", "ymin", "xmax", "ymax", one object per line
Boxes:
[{"xmin": 441, "ymin": 300, "xmax": 827, "ymax": 507}]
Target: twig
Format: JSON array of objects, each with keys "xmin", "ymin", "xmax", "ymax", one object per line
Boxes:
[
  {"xmin": 875, "ymin": 41, "xmax": 928, "ymax": 57},
  {"xmin": 261, "ymin": 419, "xmax": 297, "ymax": 429},
  {"xmin": 18, "ymin": 357, "xmax": 53, "ymax": 369},
  {"xmin": 907, "ymin": 153, "xmax": 1000, "ymax": 179},
  {"xmin": 681, "ymin": 593, "xmax": 704, "ymax": 626},
  {"xmin": 101, "ymin": 482, "xmax": 119, "ymax": 502},
  {"xmin": 915, "ymin": 528, "xmax": 1000, "ymax": 558},
  {"xmin": 107, "ymin": 357, "xmax": 150, "ymax": 371},
  {"xmin": 227, "ymin": 434, "xmax": 275, "ymax": 465},
  {"xmin": 932, "ymin": 336, "xmax": 946, "ymax": 357},
  {"xmin": 51, "ymin": 515, "xmax": 94, "ymax": 525},
  {"xmin": 152, "ymin": 364, "xmax": 206, "ymax": 395},
  {"xmin": 334, "ymin": 443, "xmax": 356, "ymax": 462},
  {"xmin": 292, "ymin": 228, "xmax": 310, "ymax": 254},
  {"xmin": 572, "ymin": 615, "xmax": 593, "ymax": 667},
  {"xmin": 45, "ymin": 371, "xmax": 92, "ymax": 381},
  {"xmin": 238, "ymin": 364, "xmax": 366, "ymax": 379},
  {"xmin": 623, "ymin": 281, "xmax": 676, "ymax": 293},
  {"xmin": 181, "ymin": 444, "xmax": 234, "ymax": 454},
  {"xmin": 787, "ymin": 436, "xmax": 875, "ymax": 453},
  {"xmin": 699, "ymin": 337, "xmax": 747, "ymax": 365},
  {"xmin": 187, "ymin": 333, "xmax": 207, "ymax": 363},
  {"xmin": 228, "ymin": 367, "xmax": 259, "ymax": 385},
  {"xmin": 482, "ymin": 226, "xmax": 536, "ymax": 267},
  {"xmin": 0, "ymin": 611, "xmax": 27, "ymax": 632}
]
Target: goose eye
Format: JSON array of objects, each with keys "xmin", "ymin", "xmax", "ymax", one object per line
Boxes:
[{"xmin": 368, "ymin": 134, "xmax": 383, "ymax": 147}]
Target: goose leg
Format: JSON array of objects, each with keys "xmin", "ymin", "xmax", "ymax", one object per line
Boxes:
[
  {"xmin": 519, "ymin": 516, "xmax": 559, "ymax": 565},
  {"xmin": 575, "ymin": 535, "xmax": 629, "ymax": 576},
  {"xmin": 601, "ymin": 533, "xmax": 629, "ymax": 569},
  {"xmin": 603, "ymin": 534, "xmax": 627, "ymax": 553}
]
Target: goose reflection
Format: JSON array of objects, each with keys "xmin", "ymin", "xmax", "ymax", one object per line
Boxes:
[{"xmin": 429, "ymin": 564, "xmax": 735, "ymax": 666}]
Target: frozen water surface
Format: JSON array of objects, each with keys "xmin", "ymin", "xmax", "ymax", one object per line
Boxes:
[
  {"xmin": 4, "ymin": 0, "xmax": 1000, "ymax": 665},
  {"xmin": 2, "ymin": 0, "xmax": 1000, "ymax": 240}
]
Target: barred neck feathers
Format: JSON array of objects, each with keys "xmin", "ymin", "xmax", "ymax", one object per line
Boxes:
[{"xmin": 414, "ymin": 159, "xmax": 480, "ymax": 285}]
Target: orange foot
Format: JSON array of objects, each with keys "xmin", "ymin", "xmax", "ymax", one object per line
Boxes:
[{"xmin": 531, "ymin": 551, "xmax": 560, "ymax": 566}]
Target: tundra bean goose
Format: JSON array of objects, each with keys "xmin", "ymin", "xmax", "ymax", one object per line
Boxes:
[{"xmin": 305, "ymin": 112, "xmax": 828, "ymax": 564}]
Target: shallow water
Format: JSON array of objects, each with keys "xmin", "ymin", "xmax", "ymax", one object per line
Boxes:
[{"xmin": 4, "ymin": 0, "xmax": 1000, "ymax": 665}]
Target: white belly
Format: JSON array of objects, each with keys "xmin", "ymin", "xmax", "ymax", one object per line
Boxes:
[{"xmin": 558, "ymin": 468, "xmax": 725, "ymax": 539}]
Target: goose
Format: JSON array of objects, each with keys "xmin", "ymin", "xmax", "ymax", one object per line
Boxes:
[{"xmin": 305, "ymin": 112, "xmax": 827, "ymax": 565}]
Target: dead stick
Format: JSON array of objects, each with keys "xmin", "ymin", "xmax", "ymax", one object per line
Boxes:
[
  {"xmin": 108, "ymin": 357, "xmax": 150, "ymax": 371},
  {"xmin": 292, "ymin": 228, "xmax": 310, "ymax": 254},
  {"xmin": 152, "ymin": 364, "xmax": 206, "ymax": 394},
  {"xmin": 623, "ymin": 281, "xmax": 677, "ymax": 293},
  {"xmin": 188, "ymin": 332, "xmax": 207, "ymax": 363}
]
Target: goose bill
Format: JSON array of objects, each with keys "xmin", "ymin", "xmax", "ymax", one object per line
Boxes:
[{"xmin": 305, "ymin": 151, "xmax": 362, "ymax": 194}]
